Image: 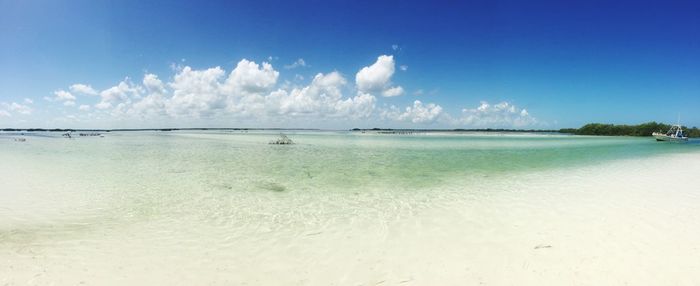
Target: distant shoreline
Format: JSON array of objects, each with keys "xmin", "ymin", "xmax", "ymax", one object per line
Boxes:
[
  {"xmin": 349, "ymin": 128, "xmax": 561, "ymax": 134},
  {"xmin": 0, "ymin": 128, "xmax": 322, "ymax": 132},
  {"xmin": 1, "ymin": 127, "xmax": 561, "ymax": 133},
  {"xmin": 2, "ymin": 121, "xmax": 699, "ymax": 138}
]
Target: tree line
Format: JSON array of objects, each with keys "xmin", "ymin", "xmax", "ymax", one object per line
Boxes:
[{"xmin": 560, "ymin": 122, "xmax": 700, "ymax": 137}]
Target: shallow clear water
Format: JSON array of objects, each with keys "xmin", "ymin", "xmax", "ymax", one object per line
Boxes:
[{"xmin": 1, "ymin": 131, "xmax": 700, "ymax": 285}]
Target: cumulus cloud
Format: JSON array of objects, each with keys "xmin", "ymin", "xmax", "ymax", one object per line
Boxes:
[
  {"xmin": 284, "ymin": 58, "xmax": 307, "ymax": 69},
  {"xmin": 96, "ymin": 79, "xmax": 142, "ymax": 110},
  {"xmin": 70, "ymin": 84, "xmax": 98, "ymax": 96},
  {"xmin": 381, "ymin": 86, "xmax": 404, "ymax": 97},
  {"xmin": 50, "ymin": 90, "xmax": 77, "ymax": 106},
  {"xmin": 0, "ymin": 102, "xmax": 32, "ymax": 116},
  {"xmin": 263, "ymin": 72, "xmax": 375, "ymax": 119},
  {"xmin": 382, "ymin": 100, "xmax": 443, "ymax": 124},
  {"xmin": 143, "ymin": 74, "xmax": 166, "ymax": 94},
  {"xmin": 355, "ymin": 55, "xmax": 405, "ymax": 97},
  {"xmin": 54, "ymin": 90, "xmax": 76, "ymax": 101},
  {"xmin": 335, "ymin": 92, "xmax": 376, "ymax": 119},
  {"xmin": 356, "ymin": 55, "xmax": 394, "ymax": 92},
  {"xmin": 166, "ymin": 66, "xmax": 225, "ymax": 117},
  {"xmin": 126, "ymin": 74, "xmax": 167, "ymax": 118},
  {"xmin": 11, "ymin": 102, "xmax": 32, "ymax": 114},
  {"xmin": 223, "ymin": 59, "xmax": 279, "ymax": 94},
  {"xmin": 50, "ymin": 59, "xmax": 377, "ymax": 123},
  {"xmin": 456, "ymin": 101, "xmax": 537, "ymax": 127},
  {"xmin": 45, "ymin": 55, "xmax": 541, "ymax": 129},
  {"xmin": 267, "ymin": 72, "xmax": 346, "ymax": 116},
  {"xmin": 95, "ymin": 101, "xmax": 111, "ymax": 110}
]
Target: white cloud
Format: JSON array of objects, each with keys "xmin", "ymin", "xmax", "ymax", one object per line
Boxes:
[
  {"xmin": 131, "ymin": 62, "xmax": 374, "ymax": 121},
  {"xmin": 95, "ymin": 101, "xmax": 111, "ymax": 110},
  {"xmin": 284, "ymin": 58, "xmax": 307, "ymax": 69},
  {"xmin": 127, "ymin": 74, "xmax": 167, "ymax": 118},
  {"xmin": 143, "ymin": 74, "xmax": 166, "ymax": 94},
  {"xmin": 456, "ymin": 101, "xmax": 537, "ymax": 127},
  {"xmin": 166, "ymin": 66, "xmax": 225, "ymax": 117},
  {"xmin": 24, "ymin": 98, "xmax": 33, "ymax": 104},
  {"xmin": 381, "ymin": 86, "xmax": 404, "ymax": 97},
  {"xmin": 51, "ymin": 90, "xmax": 77, "ymax": 106},
  {"xmin": 400, "ymin": 65, "xmax": 408, "ymax": 71},
  {"xmin": 0, "ymin": 102, "xmax": 32, "ymax": 116},
  {"xmin": 12, "ymin": 102, "xmax": 32, "ymax": 114},
  {"xmin": 355, "ymin": 55, "xmax": 404, "ymax": 97},
  {"xmin": 222, "ymin": 59, "xmax": 279, "ymax": 95},
  {"xmin": 335, "ymin": 92, "xmax": 376, "ymax": 119},
  {"xmin": 54, "ymin": 90, "xmax": 76, "ymax": 101},
  {"xmin": 266, "ymin": 71, "xmax": 354, "ymax": 117},
  {"xmin": 392, "ymin": 44, "xmax": 399, "ymax": 51},
  {"xmin": 44, "ymin": 55, "xmax": 541, "ymax": 129},
  {"xmin": 382, "ymin": 100, "xmax": 443, "ymax": 124},
  {"xmin": 70, "ymin": 84, "xmax": 98, "ymax": 96},
  {"xmin": 100, "ymin": 80, "xmax": 140, "ymax": 102},
  {"xmin": 356, "ymin": 55, "xmax": 395, "ymax": 92},
  {"xmin": 223, "ymin": 60, "xmax": 284, "ymax": 118},
  {"xmin": 95, "ymin": 79, "xmax": 142, "ymax": 110}
]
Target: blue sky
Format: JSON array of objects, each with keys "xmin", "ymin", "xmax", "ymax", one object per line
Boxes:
[{"xmin": 1, "ymin": 0, "xmax": 698, "ymax": 129}]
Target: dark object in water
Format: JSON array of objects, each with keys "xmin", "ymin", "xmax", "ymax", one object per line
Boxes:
[
  {"xmin": 79, "ymin": 132, "xmax": 102, "ymax": 137},
  {"xmin": 269, "ymin": 134, "xmax": 294, "ymax": 145},
  {"xmin": 259, "ymin": 182, "xmax": 286, "ymax": 192}
]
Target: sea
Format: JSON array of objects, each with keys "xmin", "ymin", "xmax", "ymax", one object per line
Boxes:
[{"xmin": 1, "ymin": 130, "xmax": 699, "ymax": 285}]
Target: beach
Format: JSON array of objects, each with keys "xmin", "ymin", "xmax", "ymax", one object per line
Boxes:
[{"xmin": 1, "ymin": 131, "xmax": 699, "ymax": 285}]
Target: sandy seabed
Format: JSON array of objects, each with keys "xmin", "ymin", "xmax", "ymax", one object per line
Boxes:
[{"xmin": 1, "ymin": 144, "xmax": 700, "ymax": 285}]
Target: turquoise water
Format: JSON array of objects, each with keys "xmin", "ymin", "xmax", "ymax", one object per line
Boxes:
[
  {"xmin": 1, "ymin": 131, "xmax": 698, "ymax": 230},
  {"xmin": 1, "ymin": 131, "xmax": 700, "ymax": 285},
  {"xmin": 4, "ymin": 131, "xmax": 697, "ymax": 191}
]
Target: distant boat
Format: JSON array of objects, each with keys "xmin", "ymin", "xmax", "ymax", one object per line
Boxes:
[{"xmin": 652, "ymin": 125, "xmax": 688, "ymax": 142}]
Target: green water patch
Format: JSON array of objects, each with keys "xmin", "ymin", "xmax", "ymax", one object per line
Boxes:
[
  {"xmin": 2, "ymin": 132, "xmax": 699, "ymax": 196},
  {"xmin": 257, "ymin": 181, "xmax": 287, "ymax": 192}
]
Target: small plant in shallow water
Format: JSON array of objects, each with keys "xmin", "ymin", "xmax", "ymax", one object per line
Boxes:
[{"xmin": 269, "ymin": 134, "xmax": 294, "ymax": 145}]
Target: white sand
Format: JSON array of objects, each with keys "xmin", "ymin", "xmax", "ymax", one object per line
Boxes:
[{"xmin": 2, "ymin": 152, "xmax": 700, "ymax": 285}]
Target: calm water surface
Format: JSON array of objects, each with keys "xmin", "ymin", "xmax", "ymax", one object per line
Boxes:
[{"xmin": 1, "ymin": 131, "xmax": 699, "ymax": 285}]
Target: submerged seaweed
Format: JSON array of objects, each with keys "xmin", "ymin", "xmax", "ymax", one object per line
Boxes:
[{"xmin": 259, "ymin": 182, "xmax": 286, "ymax": 192}]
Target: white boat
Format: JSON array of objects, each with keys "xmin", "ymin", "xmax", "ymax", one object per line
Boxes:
[{"xmin": 652, "ymin": 125, "xmax": 688, "ymax": 142}]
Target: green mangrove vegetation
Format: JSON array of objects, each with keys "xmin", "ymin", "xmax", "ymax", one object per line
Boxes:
[{"xmin": 560, "ymin": 122, "xmax": 700, "ymax": 137}]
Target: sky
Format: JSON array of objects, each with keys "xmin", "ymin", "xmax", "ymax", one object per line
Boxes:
[{"xmin": 1, "ymin": 0, "xmax": 698, "ymax": 129}]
